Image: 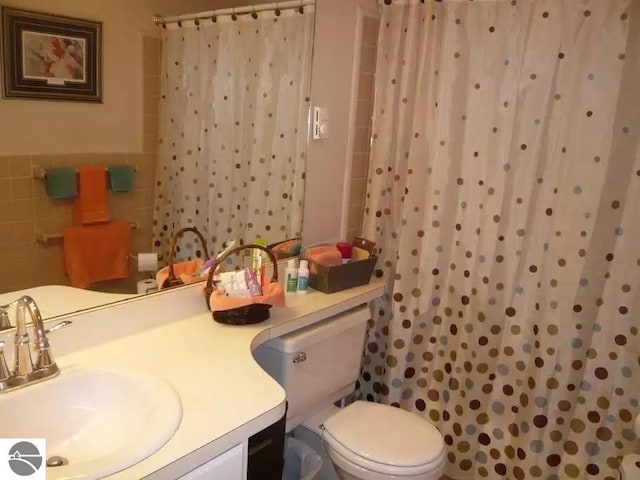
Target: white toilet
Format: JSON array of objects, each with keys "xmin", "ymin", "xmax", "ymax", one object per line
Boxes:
[
  {"xmin": 618, "ymin": 414, "xmax": 640, "ymax": 479},
  {"xmin": 254, "ymin": 307, "xmax": 446, "ymax": 480}
]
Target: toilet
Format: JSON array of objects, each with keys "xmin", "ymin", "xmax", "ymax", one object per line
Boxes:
[
  {"xmin": 618, "ymin": 414, "xmax": 640, "ymax": 479},
  {"xmin": 253, "ymin": 307, "xmax": 446, "ymax": 480}
]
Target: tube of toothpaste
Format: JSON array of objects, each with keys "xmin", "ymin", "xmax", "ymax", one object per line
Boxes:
[{"xmin": 245, "ymin": 268, "xmax": 263, "ymax": 297}]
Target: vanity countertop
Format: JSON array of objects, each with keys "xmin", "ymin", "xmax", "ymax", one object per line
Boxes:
[
  {"xmin": 0, "ymin": 285, "xmax": 135, "ymax": 320},
  {"xmin": 46, "ymin": 279, "xmax": 385, "ymax": 479}
]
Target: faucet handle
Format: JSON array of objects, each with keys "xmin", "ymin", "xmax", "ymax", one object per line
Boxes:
[
  {"xmin": 0, "ymin": 308, "xmax": 11, "ymax": 331},
  {"xmin": 0, "ymin": 341, "xmax": 11, "ymax": 382},
  {"xmin": 45, "ymin": 321, "xmax": 72, "ymax": 335}
]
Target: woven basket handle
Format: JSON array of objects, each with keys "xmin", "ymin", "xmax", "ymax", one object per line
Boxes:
[
  {"xmin": 167, "ymin": 227, "xmax": 210, "ymax": 282},
  {"xmin": 204, "ymin": 244, "xmax": 279, "ymax": 300}
]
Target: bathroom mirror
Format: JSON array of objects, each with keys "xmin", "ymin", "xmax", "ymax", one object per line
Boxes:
[{"xmin": 0, "ymin": 0, "xmax": 315, "ymax": 323}]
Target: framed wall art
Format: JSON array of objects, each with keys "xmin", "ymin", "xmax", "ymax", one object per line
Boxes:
[{"xmin": 1, "ymin": 7, "xmax": 102, "ymax": 102}]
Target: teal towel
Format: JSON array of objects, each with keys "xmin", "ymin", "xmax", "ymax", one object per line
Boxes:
[
  {"xmin": 45, "ymin": 168, "xmax": 77, "ymax": 199},
  {"xmin": 108, "ymin": 165, "xmax": 134, "ymax": 193}
]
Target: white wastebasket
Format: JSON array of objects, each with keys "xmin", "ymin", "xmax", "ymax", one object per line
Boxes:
[{"xmin": 283, "ymin": 437, "xmax": 322, "ymax": 480}]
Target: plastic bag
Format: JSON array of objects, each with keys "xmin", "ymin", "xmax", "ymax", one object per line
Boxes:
[{"xmin": 283, "ymin": 437, "xmax": 322, "ymax": 480}]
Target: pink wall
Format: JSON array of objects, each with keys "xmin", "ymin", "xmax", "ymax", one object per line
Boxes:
[
  {"xmin": 302, "ymin": 0, "xmax": 378, "ymax": 245},
  {"xmin": 0, "ymin": 0, "xmax": 217, "ymax": 156}
]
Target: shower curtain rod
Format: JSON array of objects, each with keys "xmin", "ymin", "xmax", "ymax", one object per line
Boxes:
[{"xmin": 153, "ymin": 0, "xmax": 315, "ymax": 26}]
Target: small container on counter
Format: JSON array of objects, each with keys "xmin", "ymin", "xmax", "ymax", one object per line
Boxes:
[
  {"xmin": 336, "ymin": 242, "xmax": 353, "ymax": 264},
  {"xmin": 296, "ymin": 260, "xmax": 309, "ymax": 294},
  {"xmin": 285, "ymin": 259, "xmax": 298, "ymax": 294}
]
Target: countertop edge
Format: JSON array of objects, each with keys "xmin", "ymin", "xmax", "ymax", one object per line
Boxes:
[{"xmin": 144, "ymin": 400, "xmax": 288, "ymax": 480}]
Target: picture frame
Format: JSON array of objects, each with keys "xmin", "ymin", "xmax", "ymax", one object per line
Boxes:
[{"xmin": 1, "ymin": 7, "xmax": 102, "ymax": 102}]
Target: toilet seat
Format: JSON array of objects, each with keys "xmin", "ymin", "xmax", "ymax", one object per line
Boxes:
[{"xmin": 322, "ymin": 401, "xmax": 445, "ymax": 477}]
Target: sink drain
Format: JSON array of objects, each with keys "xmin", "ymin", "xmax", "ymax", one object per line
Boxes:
[{"xmin": 46, "ymin": 456, "xmax": 68, "ymax": 467}]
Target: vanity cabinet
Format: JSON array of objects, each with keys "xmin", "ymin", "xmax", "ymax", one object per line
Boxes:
[
  {"xmin": 178, "ymin": 443, "xmax": 246, "ymax": 480},
  {"xmin": 13, "ymin": 277, "xmax": 384, "ymax": 480},
  {"xmin": 173, "ymin": 405, "xmax": 285, "ymax": 480}
]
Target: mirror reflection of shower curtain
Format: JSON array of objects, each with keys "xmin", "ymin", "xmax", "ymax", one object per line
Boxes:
[{"xmin": 153, "ymin": 7, "xmax": 314, "ymax": 261}]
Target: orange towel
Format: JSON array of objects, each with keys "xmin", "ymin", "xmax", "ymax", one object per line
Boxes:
[
  {"xmin": 63, "ymin": 221, "xmax": 132, "ymax": 288},
  {"xmin": 73, "ymin": 166, "xmax": 110, "ymax": 225},
  {"xmin": 156, "ymin": 259, "xmax": 207, "ymax": 290},
  {"xmin": 306, "ymin": 246, "xmax": 343, "ymax": 274}
]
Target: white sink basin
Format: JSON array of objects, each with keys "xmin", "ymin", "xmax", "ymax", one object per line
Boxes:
[{"xmin": 0, "ymin": 367, "xmax": 182, "ymax": 479}]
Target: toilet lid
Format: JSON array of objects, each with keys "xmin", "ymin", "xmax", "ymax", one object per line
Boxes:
[{"xmin": 323, "ymin": 401, "xmax": 444, "ymax": 475}]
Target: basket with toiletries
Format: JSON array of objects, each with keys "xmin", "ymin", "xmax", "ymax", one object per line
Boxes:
[
  {"xmin": 204, "ymin": 244, "xmax": 285, "ymax": 325},
  {"xmin": 156, "ymin": 227, "xmax": 211, "ymax": 289},
  {"xmin": 305, "ymin": 237, "xmax": 378, "ymax": 294}
]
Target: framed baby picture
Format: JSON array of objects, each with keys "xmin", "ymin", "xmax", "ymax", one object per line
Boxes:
[{"xmin": 1, "ymin": 7, "xmax": 102, "ymax": 102}]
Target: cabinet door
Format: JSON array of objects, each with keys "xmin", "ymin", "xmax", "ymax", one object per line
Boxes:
[{"xmin": 179, "ymin": 443, "xmax": 246, "ymax": 480}]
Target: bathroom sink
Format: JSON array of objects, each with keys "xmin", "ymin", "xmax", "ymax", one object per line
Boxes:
[{"xmin": 0, "ymin": 367, "xmax": 182, "ymax": 479}]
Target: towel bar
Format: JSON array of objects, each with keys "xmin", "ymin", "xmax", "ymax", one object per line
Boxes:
[
  {"xmin": 32, "ymin": 165, "xmax": 137, "ymax": 180},
  {"xmin": 36, "ymin": 222, "xmax": 139, "ymax": 244}
]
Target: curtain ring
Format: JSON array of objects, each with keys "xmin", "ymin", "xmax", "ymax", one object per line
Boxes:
[
  {"xmin": 298, "ymin": 0, "xmax": 304, "ymax": 14},
  {"xmin": 194, "ymin": 17, "xmax": 200, "ymax": 26},
  {"xmin": 231, "ymin": 7, "xmax": 238, "ymax": 21},
  {"xmin": 162, "ymin": 22, "xmax": 167, "ymax": 29},
  {"xmin": 275, "ymin": 2, "xmax": 281, "ymax": 16},
  {"xmin": 211, "ymin": 14, "xmax": 217, "ymax": 23},
  {"xmin": 177, "ymin": 19, "xmax": 182, "ymax": 27},
  {"xmin": 251, "ymin": 6, "xmax": 258, "ymax": 20}
]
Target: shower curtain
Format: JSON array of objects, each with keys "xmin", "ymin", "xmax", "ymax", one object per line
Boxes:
[
  {"xmin": 153, "ymin": 7, "xmax": 313, "ymax": 260},
  {"xmin": 360, "ymin": 1, "xmax": 640, "ymax": 479}
]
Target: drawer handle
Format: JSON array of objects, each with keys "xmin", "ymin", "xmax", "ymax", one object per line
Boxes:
[{"xmin": 293, "ymin": 352, "xmax": 307, "ymax": 364}]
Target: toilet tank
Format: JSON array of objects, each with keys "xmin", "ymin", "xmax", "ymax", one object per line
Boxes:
[{"xmin": 253, "ymin": 306, "xmax": 370, "ymax": 430}]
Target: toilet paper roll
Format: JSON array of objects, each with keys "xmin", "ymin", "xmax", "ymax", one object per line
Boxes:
[
  {"xmin": 137, "ymin": 279, "xmax": 158, "ymax": 295},
  {"xmin": 137, "ymin": 253, "xmax": 158, "ymax": 272}
]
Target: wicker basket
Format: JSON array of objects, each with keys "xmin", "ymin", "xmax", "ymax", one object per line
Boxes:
[
  {"xmin": 157, "ymin": 227, "xmax": 210, "ymax": 289},
  {"xmin": 204, "ymin": 244, "xmax": 284, "ymax": 325}
]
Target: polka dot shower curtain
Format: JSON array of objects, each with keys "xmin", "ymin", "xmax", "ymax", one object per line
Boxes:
[
  {"xmin": 359, "ymin": 1, "xmax": 640, "ymax": 479},
  {"xmin": 153, "ymin": 7, "xmax": 313, "ymax": 260}
]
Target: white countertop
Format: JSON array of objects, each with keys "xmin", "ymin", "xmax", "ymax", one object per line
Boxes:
[
  {"xmin": 0, "ymin": 280, "xmax": 384, "ymax": 479},
  {"xmin": 0, "ymin": 285, "xmax": 134, "ymax": 322}
]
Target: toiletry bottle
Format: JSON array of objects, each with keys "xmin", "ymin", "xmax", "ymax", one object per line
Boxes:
[
  {"xmin": 285, "ymin": 259, "xmax": 298, "ymax": 294},
  {"xmin": 253, "ymin": 236, "xmax": 267, "ymax": 285},
  {"xmin": 297, "ymin": 260, "xmax": 310, "ymax": 294}
]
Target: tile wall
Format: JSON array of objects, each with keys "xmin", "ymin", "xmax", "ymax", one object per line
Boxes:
[
  {"xmin": 346, "ymin": 16, "xmax": 379, "ymax": 241},
  {"xmin": 0, "ymin": 36, "xmax": 161, "ymax": 293}
]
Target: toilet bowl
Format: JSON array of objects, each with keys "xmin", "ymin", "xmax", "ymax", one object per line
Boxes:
[
  {"xmin": 294, "ymin": 404, "xmax": 445, "ymax": 480},
  {"xmin": 254, "ymin": 307, "xmax": 446, "ymax": 480},
  {"xmin": 321, "ymin": 401, "xmax": 445, "ymax": 480}
]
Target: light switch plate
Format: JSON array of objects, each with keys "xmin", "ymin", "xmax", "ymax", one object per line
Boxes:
[{"xmin": 312, "ymin": 106, "xmax": 329, "ymax": 140}]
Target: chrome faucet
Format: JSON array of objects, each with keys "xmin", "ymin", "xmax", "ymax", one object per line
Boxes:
[{"xmin": 0, "ymin": 296, "xmax": 71, "ymax": 393}]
